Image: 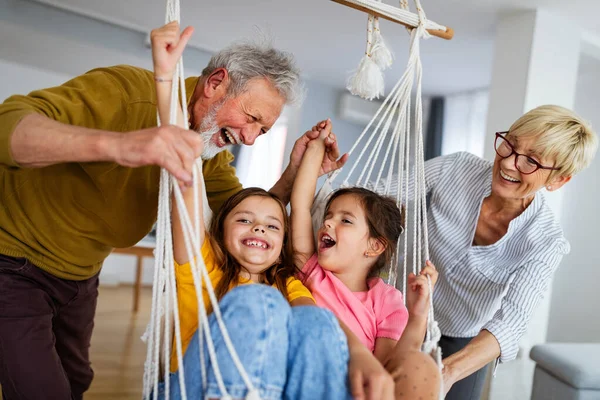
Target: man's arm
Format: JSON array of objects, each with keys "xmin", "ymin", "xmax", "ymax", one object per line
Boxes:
[
  {"xmin": 10, "ymin": 113, "xmax": 117, "ymax": 167},
  {"xmin": 1, "ymin": 67, "xmax": 201, "ymax": 184},
  {"xmin": 270, "ymin": 122, "xmax": 348, "ymax": 204}
]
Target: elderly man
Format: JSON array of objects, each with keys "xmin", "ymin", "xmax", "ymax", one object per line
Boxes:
[{"xmin": 0, "ymin": 24, "xmax": 346, "ymax": 399}]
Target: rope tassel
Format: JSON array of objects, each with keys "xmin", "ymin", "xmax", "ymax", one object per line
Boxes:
[
  {"xmin": 347, "ymin": 54, "xmax": 385, "ymax": 100},
  {"xmin": 370, "ymin": 17, "xmax": 393, "ymax": 70},
  {"xmin": 347, "ymin": 14, "xmax": 385, "ymax": 100}
]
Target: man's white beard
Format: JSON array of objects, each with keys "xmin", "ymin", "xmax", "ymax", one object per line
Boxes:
[{"xmin": 196, "ymin": 100, "xmax": 231, "ymax": 160}]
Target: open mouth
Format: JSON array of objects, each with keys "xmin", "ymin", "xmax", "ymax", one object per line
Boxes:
[
  {"xmin": 217, "ymin": 128, "xmax": 242, "ymax": 147},
  {"xmin": 319, "ymin": 233, "xmax": 336, "ymax": 251},
  {"xmin": 500, "ymin": 169, "xmax": 520, "ymax": 184},
  {"xmin": 242, "ymin": 238, "xmax": 270, "ymax": 250}
]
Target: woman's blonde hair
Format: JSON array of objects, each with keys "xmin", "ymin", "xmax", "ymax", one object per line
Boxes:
[{"xmin": 508, "ymin": 105, "xmax": 598, "ymax": 178}]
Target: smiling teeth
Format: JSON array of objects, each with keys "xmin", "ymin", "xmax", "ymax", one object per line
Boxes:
[
  {"xmin": 224, "ymin": 129, "xmax": 240, "ymax": 145},
  {"xmin": 500, "ymin": 170, "xmax": 520, "ymax": 182},
  {"xmin": 245, "ymin": 240, "xmax": 267, "ymax": 249}
]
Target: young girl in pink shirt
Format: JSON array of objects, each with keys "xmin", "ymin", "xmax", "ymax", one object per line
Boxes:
[{"xmin": 291, "ymin": 119, "xmax": 437, "ymax": 362}]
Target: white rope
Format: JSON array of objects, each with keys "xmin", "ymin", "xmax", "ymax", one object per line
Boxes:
[
  {"xmin": 371, "ymin": 16, "xmax": 393, "ymax": 70},
  {"xmin": 142, "ymin": 0, "xmax": 261, "ymax": 398},
  {"xmin": 347, "ymin": 14, "xmax": 384, "ymax": 100},
  {"xmin": 172, "ymin": 171, "xmax": 260, "ymax": 395},
  {"xmin": 312, "ymin": 1, "xmax": 443, "ymax": 395}
]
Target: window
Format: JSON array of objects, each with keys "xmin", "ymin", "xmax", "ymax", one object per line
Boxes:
[{"xmin": 234, "ymin": 115, "xmax": 289, "ymax": 190}]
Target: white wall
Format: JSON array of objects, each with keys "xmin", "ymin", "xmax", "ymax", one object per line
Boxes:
[
  {"xmin": 0, "ymin": 60, "xmax": 72, "ymax": 98},
  {"xmin": 296, "ymin": 80, "xmax": 367, "ymax": 190},
  {"xmin": 546, "ymin": 55, "xmax": 600, "ymax": 343}
]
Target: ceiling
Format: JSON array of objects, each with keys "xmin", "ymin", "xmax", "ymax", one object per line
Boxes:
[{"xmin": 30, "ymin": 0, "xmax": 600, "ymax": 96}]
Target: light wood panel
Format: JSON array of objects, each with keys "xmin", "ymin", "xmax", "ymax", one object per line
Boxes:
[{"xmin": 87, "ymin": 286, "xmax": 152, "ymax": 399}]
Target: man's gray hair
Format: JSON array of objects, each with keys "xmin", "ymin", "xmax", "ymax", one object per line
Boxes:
[{"xmin": 202, "ymin": 41, "xmax": 304, "ymax": 106}]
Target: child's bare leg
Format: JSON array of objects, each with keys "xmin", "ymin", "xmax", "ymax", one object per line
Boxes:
[{"xmin": 384, "ymin": 350, "xmax": 441, "ymax": 399}]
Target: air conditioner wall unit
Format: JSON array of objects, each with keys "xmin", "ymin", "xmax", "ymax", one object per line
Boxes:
[
  {"xmin": 337, "ymin": 92, "xmax": 383, "ymax": 126},
  {"xmin": 338, "ymin": 92, "xmax": 431, "ymax": 127}
]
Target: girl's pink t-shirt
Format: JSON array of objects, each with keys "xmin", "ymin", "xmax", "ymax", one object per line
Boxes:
[{"xmin": 302, "ymin": 254, "xmax": 409, "ymax": 352}]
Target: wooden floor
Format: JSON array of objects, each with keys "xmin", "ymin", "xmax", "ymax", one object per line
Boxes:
[{"xmin": 86, "ymin": 285, "xmax": 152, "ymax": 399}]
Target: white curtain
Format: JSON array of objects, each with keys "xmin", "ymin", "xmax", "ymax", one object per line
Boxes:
[
  {"xmin": 441, "ymin": 90, "xmax": 489, "ymax": 158},
  {"xmin": 235, "ymin": 116, "xmax": 288, "ymax": 190}
]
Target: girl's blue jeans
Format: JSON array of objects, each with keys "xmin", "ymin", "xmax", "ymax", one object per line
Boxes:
[{"xmin": 157, "ymin": 284, "xmax": 353, "ymax": 400}]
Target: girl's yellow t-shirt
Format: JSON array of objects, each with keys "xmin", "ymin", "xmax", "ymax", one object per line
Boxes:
[{"xmin": 170, "ymin": 238, "xmax": 313, "ymax": 372}]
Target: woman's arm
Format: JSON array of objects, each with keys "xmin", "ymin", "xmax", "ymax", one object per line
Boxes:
[
  {"xmin": 441, "ymin": 330, "xmax": 500, "ymax": 392},
  {"xmin": 443, "ymin": 255, "xmax": 560, "ymax": 393},
  {"xmin": 290, "ymin": 120, "xmax": 331, "ymax": 268}
]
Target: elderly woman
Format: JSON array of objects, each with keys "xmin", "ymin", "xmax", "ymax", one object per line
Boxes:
[{"xmin": 410, "ymin": 105, "xmax": 597, "ymax": 399}]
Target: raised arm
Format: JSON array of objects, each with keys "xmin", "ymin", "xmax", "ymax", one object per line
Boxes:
[
  {"xmin": 387, "ymin": 261, "xmax": 438, "ymax": 359},
  {"xmin": 290, "ymin": 120, "xmax": 332, "ymax": 267},
  {"xmin": 150, "ymin": 21, "xmax": 204, "ymax": 264},
  {"xmin": 270, "ymin": 123, "xmax": 349, "ymax": 205}
]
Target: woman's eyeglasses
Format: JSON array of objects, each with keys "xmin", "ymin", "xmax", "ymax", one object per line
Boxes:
[{"xmin": 494, "ymin": 132, "xmax": 560, "ymax": 175}]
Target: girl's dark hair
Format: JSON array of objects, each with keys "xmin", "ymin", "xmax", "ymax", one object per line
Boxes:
[
  {"xmin": 209, "ymin": 187, "xmax": 296, "ymax": 301},
  {"xmin": 324, "ymin": 187, "xmax": 404, "ymax": 277}
]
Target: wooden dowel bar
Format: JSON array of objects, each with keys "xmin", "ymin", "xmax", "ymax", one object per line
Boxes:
[{"xmin": 331, "ymin": 0, "xmax": 454, "ymax": 40}]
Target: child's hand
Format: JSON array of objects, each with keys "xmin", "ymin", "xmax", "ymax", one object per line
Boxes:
[
  {"xmin": 151, "ymin": 21, "xmax": 194, "ymax": 81},
  {"xmin": 308, "ymin": 119, "xmax": 334, "ymax": 143},
  {"xmin": 420, "ymin": 260, "xmax": 438, "ymax": 288},
  {"xmin": 348, "ymin": 347, "xmax": 394, "ymax": 400},
  {"xmin": 288, "ymin": 119, "xmax": 348, "ymax": 177},
  {"xmin": 405, "ymin": 273, "xmax": 431, "ymax": 319}
]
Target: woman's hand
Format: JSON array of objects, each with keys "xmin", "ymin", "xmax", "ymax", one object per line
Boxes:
[
  {"xmin": 348, "ymin": 347, "xmax": 395, "ymax": 400},
  {"xmin": 442, "ymin": 362, "xmax": 458, "ymax": 396},
  {"xmin": 151, "ymin": 21, "xmax": 194, "ymax": 80}
]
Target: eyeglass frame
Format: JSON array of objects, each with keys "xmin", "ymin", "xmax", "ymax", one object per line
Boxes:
[{"xmin": 494, "ymin": 131, "xmax": 561, "ymax": 175}]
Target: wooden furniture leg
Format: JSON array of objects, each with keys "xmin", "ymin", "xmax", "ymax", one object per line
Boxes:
[{"xmin": 133, "ymin": 256, "xmax": 143, "ymax": 313}]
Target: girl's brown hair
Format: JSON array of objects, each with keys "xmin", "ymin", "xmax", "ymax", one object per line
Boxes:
[
  {"xmin": 324, "ymin": 187, "xmax": 404, "ymax": 277},
  {"xmin": 209, "ymin": 187, "xmax": 296, "ymax": 301}
]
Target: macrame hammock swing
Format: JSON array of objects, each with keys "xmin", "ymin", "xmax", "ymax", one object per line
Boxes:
[{"xmin": 141, "ymin": 0, "xmax": 454, "ymax": 398}]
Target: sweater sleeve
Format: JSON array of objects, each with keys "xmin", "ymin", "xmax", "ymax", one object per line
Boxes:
[
  {"xmin": 482, "ymin": 252, "xmax": 563, "ymax": 363},
  {"xmin": 202, "ymin": 150, "xmax": 243, "ymax": 213},
  {"xmin": 0, "ymin": 65, "xmax": 153, "ymax": 167}
]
